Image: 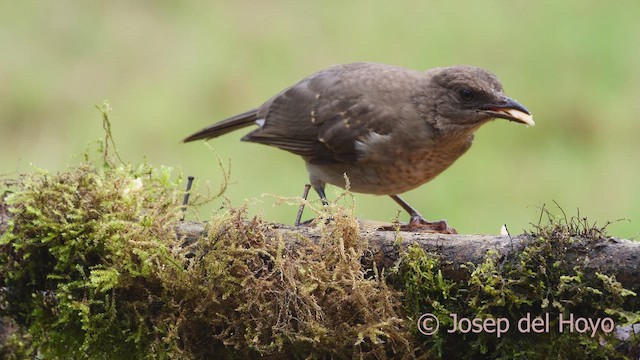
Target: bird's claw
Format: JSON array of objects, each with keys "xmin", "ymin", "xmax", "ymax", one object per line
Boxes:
[{"xmin": 406, "ymin": 216, "xmax": 458, "ymax": 234}]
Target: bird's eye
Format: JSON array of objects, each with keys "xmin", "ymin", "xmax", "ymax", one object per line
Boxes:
[{"xmin": 459, "ymin": 88, "xmax": 475, "ymax": 101}]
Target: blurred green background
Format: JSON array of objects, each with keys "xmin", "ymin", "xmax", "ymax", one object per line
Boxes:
[{"xmin": 1, "ymin": 1, "xmax": 639, "ymax": 237}]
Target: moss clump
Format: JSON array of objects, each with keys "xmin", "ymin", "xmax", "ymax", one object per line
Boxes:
[
  {"xmin": 156, "ymin": 205, "xmax": 414, "ymax": 359},
  {"xmin": 0, "ymin": 162, "xmax": 414, "ymax": 359},
  {"xmin": 393, "ymin": 207, "xmax": 639, "ymax": 359},
  {"xmin": 0, "ymin": 161, "xmax": 184, "ymax": 358}
]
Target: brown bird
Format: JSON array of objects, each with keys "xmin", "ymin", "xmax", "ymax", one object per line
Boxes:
[{"xmin": 184, "ymin": 62, "xmax": 533, "ymax": 233}]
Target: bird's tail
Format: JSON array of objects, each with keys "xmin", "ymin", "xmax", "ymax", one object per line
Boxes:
[{"xmin": 182, "ymin": 108, "xmax": 259, "ymax": 142}]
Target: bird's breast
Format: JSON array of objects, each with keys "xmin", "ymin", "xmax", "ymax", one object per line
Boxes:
[{"xmin": 307, "ymin": 136, "xmax": 472, "ymax": 195}]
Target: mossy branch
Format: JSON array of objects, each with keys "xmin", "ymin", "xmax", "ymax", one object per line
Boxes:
[
  {"xmin": 176, "ymin": 220, "xmax": 640, "ymax": 294},
  {"xmin": 2, "ymin": 174, "xmax": 639, "ymax": 359}
]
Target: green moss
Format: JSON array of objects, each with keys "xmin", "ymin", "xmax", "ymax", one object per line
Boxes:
[
  {"xmin": 0, "ymin": 161, "xmax": 184, "ymax": 358},
  {"xmin": 392, "ymin": 207, "xmax": 639, "ymax": 359},
  {"xmin": 0, "ymin": 165, "xmax": 415, "ymax": 359}
]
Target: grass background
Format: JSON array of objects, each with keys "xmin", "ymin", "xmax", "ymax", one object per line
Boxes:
[{"xmin": 1, "ymin": 1, "xmax": 639, "ymax": 238}]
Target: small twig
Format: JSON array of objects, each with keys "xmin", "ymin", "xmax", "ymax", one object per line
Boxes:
[
  {"xmin": 95, "ymin": 101, "xmax": 124, "ymax": 166},
  {"xmin": 295, "ymin": 184, "xmax": 311, "ymax": 226},
  {"xmin": 181, "ymin": 176, "xmax": 195, "ymax": 221}
]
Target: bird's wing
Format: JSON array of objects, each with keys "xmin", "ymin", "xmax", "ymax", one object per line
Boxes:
[{"xmin": 243, "ymin": 63, "xmax": 421, "ymax": 164}]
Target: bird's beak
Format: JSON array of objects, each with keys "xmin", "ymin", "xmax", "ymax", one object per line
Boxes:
[{"xmin": 483, "ymin": 96, "xmax": 534, "ymax": 126}]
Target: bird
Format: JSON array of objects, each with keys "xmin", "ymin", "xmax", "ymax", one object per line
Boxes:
[{"xmin": 183, "ymin": 62, "xmax": 533, "ymax": 233}]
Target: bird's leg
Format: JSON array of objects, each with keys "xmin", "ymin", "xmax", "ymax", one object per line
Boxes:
[
  {"xmin": 389, "ymin": 195, "xmax": 457, "ymax": 234},
  {"xmin": 295, "ymin": 184, "xmax": 312, "ymax": 226},
  {"xmin": 314, "ymin": 184, "xmax": 334, "ymax": 224},
  {"xmin": 313, "ymin": 185, "xmax": 329, "ymax": 206}
]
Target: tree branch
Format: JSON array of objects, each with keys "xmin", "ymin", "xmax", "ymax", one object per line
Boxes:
[{"xmin": 176, "ymin": 220, "xmax": 640, "ymax": 293}]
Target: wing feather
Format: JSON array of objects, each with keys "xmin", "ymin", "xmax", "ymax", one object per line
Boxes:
[{"xmin": 242, "ymin": 63, "xmax": 423, "ymax": 164}]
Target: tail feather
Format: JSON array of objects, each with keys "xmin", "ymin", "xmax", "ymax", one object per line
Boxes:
[{"xmin": 183, "ymin": 108, "xmax": 259, "ymax": 142}]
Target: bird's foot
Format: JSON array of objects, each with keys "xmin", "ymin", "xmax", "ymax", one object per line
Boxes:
[{"xmin": 404, "ymin": 216, "xmax": 458, "ymax": 234}]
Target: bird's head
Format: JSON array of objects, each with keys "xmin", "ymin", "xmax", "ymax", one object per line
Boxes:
[{"xmin": 427, "ymin": 66, "xmax": 534, "ymax": 128}]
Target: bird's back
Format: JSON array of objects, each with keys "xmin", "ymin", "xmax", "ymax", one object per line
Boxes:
[{"xmin": 244, "ymin": 62, "xmax": 429, "ymax": 165}]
